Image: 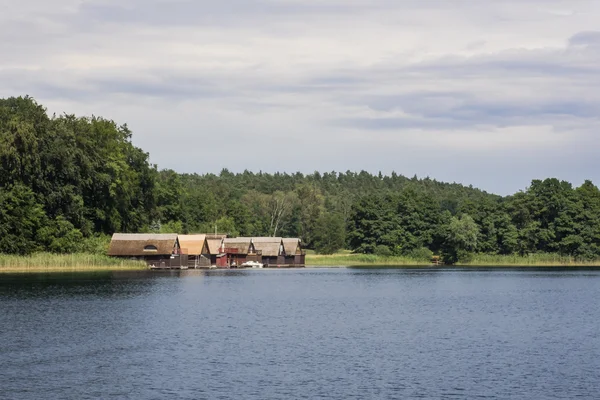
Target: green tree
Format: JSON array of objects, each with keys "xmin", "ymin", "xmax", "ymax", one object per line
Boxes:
[
  {"xmin": 313, "ymin": 212, "xmax": 346, "ymax": 254},
  {"xmin": 441, "ymin": 214, "xmax": 479, "ymax": 264},
  {"xmin": 0, "ymin": 184, "xmax": 46, "ymax": 254},
  {"xmin": 37, "ymin": 216, "xmax": 84, "ymax": 253}
]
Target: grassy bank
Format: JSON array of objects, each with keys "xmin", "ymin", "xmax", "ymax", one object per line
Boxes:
[
  {"xmin": 306, "ymin": 251, "xmax": 430, "ymax": 267},
  {"xmin": 0, "ymin": 253, "xmax": 147, "ymax": 273},
  {"xmin": 307, "ymin": 251, "xmax": 600, "ymax": 267},
  {"xmin": 460, "ymin": 253, "xmax": 600, "ymax": 267}
]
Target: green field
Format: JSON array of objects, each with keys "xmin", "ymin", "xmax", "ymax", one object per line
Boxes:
[{"xmin": 0, "ymin": 253, "xmax": 146, "ymax": 273}]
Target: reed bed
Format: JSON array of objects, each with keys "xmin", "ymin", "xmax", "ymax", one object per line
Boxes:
[
  {"xmin": 0, "ymin": 253, "xmax": 146, "ymax": 272},
  {"xmin": 306, "ymin": 251, "xmax": 600, "ymax": 267},
  {"xmin": 461, "ymin": 253, "xmax": 600, "ymax": 267},
  {"xmin": 306, "ymin": 253, "xmax": 430, "ymax": 267}
]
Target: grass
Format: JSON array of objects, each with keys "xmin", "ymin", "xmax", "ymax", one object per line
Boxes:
[
  {"xmin": 305, "ymin": 250, "xmax": 430, "ymax": 267},
  {"xmin": 0, "ymin": 253, "xmax": 147, "ymax": 273},
  {"xmin": 4, "ymin": 251, "xmax": 599, "ymax": 273},
  {"xmin": 460, "ymin": 253, "xmax": 600, "ymax": 267},
  {"xmin": 306, "ymin": 250, "xmax": 600, "ymax": 267}
]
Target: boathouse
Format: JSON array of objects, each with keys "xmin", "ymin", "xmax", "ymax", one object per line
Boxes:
[
  {"xmin": 107, "ymin": 233, "xmax": 187, "ymax": 268},
  {"xmin": 205, "ymin": 234, "xmax": 227, "ymax": 265},
  {"xmin": 220, "ymin": 238, "xmax": 259, "ymax": 267},
  {"xmin": 244, "ymin": 237, "xmax": 285, "ymax": 267},
  {"xmin": 178, "ymin": 234, "xmax": 210, "ymax": 268},
  {"xmin": 283, "ymin": 238, "xmax": 305, "ymax": 267}
]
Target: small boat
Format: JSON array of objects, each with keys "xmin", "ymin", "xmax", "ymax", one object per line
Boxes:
[{"xmin": 241, "ymin": 261, "xmax": 264, "ymax": 268}]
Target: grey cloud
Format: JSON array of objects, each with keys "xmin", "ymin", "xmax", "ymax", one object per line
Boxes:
[
  {"xmin": 338, "ymin": 97, "xmax": 599, "ymax": 131},
  {"xmin": 387, "ymin": 92, "xmax": 599, "ymax": 120},
  {"xmin": 338, "ymin": 116, "xmax": 466, "ymax": 131},
  {"xmin": 569, "ymin": 31, "xmax": 600, "ymax": 46},
  {"xmin": 88, "ymin": 74, "xmax": 223, "ymax": 100},
  {"xmin": 403, "ymin": 55, "xmax": 599, "ymax": 80},
  {"xmin": 63, "ymin": 0, "xmax": 362, "ymax": 30},
  {"xmin": 0, "ymin": 67, "xmax": 230, "ymax": 103}
]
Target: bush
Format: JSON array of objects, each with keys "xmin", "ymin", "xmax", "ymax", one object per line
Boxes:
[
  {"xmin": 405, "ymin": 247, "xmax": 434, "ymax": 262},
  {"xmin": 37, "ymin": 216, "xmax": 83, "ymax": 253},
  {"xmin": 78, "ymin": 234, "xmax": 112, "ymax": 255},
  {"xmin": 456, "ymin": 250, "xmax": 474, "ymax": 264},
  {"xmin": 375, "ymin": 245, "xmax": 392, "ymax": 257}
]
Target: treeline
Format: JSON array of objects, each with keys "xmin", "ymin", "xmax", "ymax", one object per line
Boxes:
[
  {"xmin": 0, "ymin": 96, "xmax": 155, "ymax": 254},
  {"xmin": 2, "ymin": 96, "xmax": 600, "ymax": 263}
]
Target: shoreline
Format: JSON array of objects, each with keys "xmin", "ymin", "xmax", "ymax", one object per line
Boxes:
[
  {"xmin": 0, "ymin": 265, "xmax": 147, "ymax": 273},
  {"xmin": 3, "ymin": 264, "xmax": 600, "ymax": 273},
  {"xmin": 0, "ymin": 253, "xmax": 147, "ymax": 273},
  {"xmin": 305, "ymin": 253, "xmax": 600, "ymax": 268},
  {"xmin": 2, "ymin": 253, "xmax": 600, "ymax": 273}
]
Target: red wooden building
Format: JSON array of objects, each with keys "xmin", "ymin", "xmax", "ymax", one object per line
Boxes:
[{"xmin": 220, "ymin": 238, "xmax": 260, "ymax": 267}]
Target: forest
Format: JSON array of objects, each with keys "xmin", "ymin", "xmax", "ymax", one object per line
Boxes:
[{"xmin": 2, "ymin": 96, "xmax": 600, "ymax": 264}]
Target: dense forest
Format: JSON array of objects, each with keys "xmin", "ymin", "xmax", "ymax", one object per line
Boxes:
[{"xmin": 2, "ymin": 96, "xmax": 600, "ymax": 263}]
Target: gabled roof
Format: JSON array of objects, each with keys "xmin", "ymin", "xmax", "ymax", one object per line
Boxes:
[
  {"xmin": 108, "ymin": 233, "xmax": 178, "ymax": 256},
  {"xmin": 241, "ymin": 237, "xmax": 283, "ymax": 257},
  {"xmin": 205, "ymin": 234, "xmax": 226, "ymax": 255},
  {"xmin": 222, "ymin": 238, "xmax": 253, "ymax": 254},
  {"xmin": 178, "ymin": 234, "xmax": 206, "ymax": 255},
  {"xmin": 282, "ymin": 238, "xmax": 302, "ymax": 255}
]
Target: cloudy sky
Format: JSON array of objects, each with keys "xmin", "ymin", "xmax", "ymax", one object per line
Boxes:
[{"xmin": 2, "ymin": 0, "xmax": 599, "ymax": 194}]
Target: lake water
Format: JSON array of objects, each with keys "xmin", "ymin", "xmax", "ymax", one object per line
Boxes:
[{"xmin": 1, "ymin": 267, "xmax": 599, "ymax": 399}]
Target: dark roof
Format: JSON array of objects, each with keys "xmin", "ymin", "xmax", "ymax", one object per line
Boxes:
[{"xmin": 108, "ymin": 233, "xmax": 178, "ymax": 256}]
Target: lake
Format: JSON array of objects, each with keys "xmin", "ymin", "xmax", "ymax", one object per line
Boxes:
[{"xmin": 1, "ymin": 267, "xmax": 599, "ymax": 399}]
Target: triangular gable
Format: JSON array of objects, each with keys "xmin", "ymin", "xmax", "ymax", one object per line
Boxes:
[{"xmin": 178, "ymin": 234, "xmax": 207, "ymax": 255}]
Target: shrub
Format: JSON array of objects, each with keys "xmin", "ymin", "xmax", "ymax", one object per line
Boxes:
[
  {"xmin": 406, "ymin": 247, "xmax": 434, "ymax": 262},
  {"xmin": 375, "ymin": 245, "xmax": 392, "ymax": 257}
]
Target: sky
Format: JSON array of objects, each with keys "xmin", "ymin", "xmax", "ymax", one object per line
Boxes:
[{"xmin": 1, "ymin": 0, "xmax": 599, "ymax": 195}]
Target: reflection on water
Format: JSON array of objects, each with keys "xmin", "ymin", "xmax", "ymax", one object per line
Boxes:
[{"xmin": 1, "ymin": 268, "xmax": 599, "ymax": 399}]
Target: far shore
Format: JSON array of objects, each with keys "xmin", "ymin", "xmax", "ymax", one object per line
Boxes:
[
  {"xmin": 2, "ymin": 251, "xmax": 600, "ymax": 274},
  {"xmin": 0, "ymin": 265, "xmax": 147, "ymax": 273},
  {"xmin": 305, "ymin": 252, "xmax": 600, "ymax": 268}
]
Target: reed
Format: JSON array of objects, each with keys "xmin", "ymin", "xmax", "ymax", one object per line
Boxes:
[
  {"xmin": 306, "ymin": 252, "xmax": 430, "ymax": 266},
  {"xmin": 306, "ymin": 251, "xmax": 600, "ymax": 267},
  {"xmin": 460, "ymin": 253, "xmax": 600, "ymax": 267},
  {"xmin": 0, "ymin": 253, "xmax": 146, "ymax": 272}
]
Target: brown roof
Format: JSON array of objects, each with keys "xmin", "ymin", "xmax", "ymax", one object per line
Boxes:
[
  {"xmin": 205, "ymin": 234, "xmax": 226, "ymax": 255},
  {"xmin": 178, "ymin": 234, "xmax": 207, "ymax": 255},
  {"xmin": 282, "ymin": 238, "xmax": 302, "ymax": 255},
  {"xmin": 222, "ymin": 238, "xmax": 254, "ymax": 254},
  {"xmin": 241, "ymin": 237, "xmax": 283, "ymax": 257},
  {"xmin": 246, "ymin": 237, "xmax": 283, "ymax": 242},
  {"xmin": 108, "ymin": 233, "xmax": 178, "ymax": 256}
]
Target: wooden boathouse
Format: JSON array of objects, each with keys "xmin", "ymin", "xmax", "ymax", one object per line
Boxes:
[
  {"xmin": 220, "ymin": 238, "xmax": 259, "ymax": 267},
  {"xmin": 205, "ymin": 234, "xmax": 227, "ymax": 265},
  {"xmin": 282, "ymin": 238, "xmax": 305, "ymax": 267},
  {"xmin": 108, "ymin": 233, "xmax": 305, "ymax": 269},
  {"xmin": 243, "ymin": 237, "xmax": 285, "ymax": 267},
  {"xmin": 107, "ymin": 233, "xmax": 188, "ymax": 269},
  {"xmin": 228, "ymin": 237, "xmax": 305, "ymax": 267},
  {"xmin": 178, "ymin": 234, "xmax": 211, "ymax": 268}
]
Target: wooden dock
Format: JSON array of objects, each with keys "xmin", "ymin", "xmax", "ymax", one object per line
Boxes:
[{"xmin": 149, "ymin": 265, "xmax": 189, "ymax": 270}]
